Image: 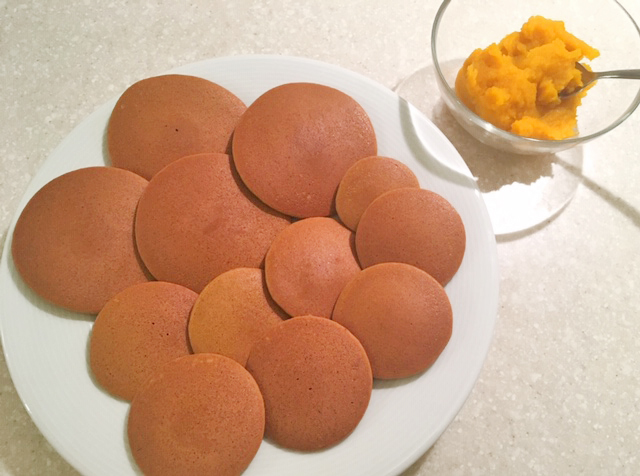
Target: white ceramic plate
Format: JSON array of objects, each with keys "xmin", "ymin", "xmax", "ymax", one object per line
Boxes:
[{"xmin": 0, "ymin": 55, "xmax": 498, "ymax": 476}]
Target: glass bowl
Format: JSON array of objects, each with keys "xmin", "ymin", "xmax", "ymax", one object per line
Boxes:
[{"xmin": 432, "ymin": 0, "xmax": 640, "ymax": 155}]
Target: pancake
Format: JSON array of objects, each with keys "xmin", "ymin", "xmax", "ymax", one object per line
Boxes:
[
  {"xmin": 188, "ymin": 267, "xmax": 287, "ymax": 366},
  {"xmin": 335, "ymin": 155, "xmax": 420, "ymax": 231},
  {"xmin": 128, "ymin": 353, "xmax": 265, "ymax": 476},
  {"xmin": 134, "ymin": 153, "xmax": 292, "ymax": 293},
  {"xmin": 332, "ymin": 262, "xmax": 453, "ymax": 379},
  {"xmin": 232, "ymin": 82, "xmax": 377, "ymax": 218},
  {"xmin": 11, "ymin": 166, "xmax": 150, "ymax": 314},
  {"xmin": 89, "ymin": 281, "xmax": 197, "ymax": 401},
  {"xmin": 264, "ymin": 217, "xmax": 360, "ymax": 318},
  {"xmin": 355, "ymin": 187, "xmax": 466, "ymax": 286},
  {"xmin": 107, "ymin": 74, "xmax": 246, "ymax": 180},
  {"xmin": 245, "ymin": 316, "xmax": 372, "ymax": 451}
]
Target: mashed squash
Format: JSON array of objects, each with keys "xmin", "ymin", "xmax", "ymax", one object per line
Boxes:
[{"xmin": 455, "ymin": 16, "xmax": 599, "ymax": 140}]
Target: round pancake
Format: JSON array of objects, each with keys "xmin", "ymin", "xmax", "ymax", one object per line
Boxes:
[
  {"xmin": 107, "ymin": 74, "xmax": 246, "ymax": 180},
  {"xmin": 332, "ymin": 262, "xmax": 453, "ymax": 379},
  {"xmin": 89, "ymin": 281, "xmax": 197, "ymax": 401},
  {"xmin": 355, "ymin": 187, "xmax": 466, "ymax": 286},
  {"xmin": 245, "ymin": 316, "xmax": 372, "ymax": 451},
  {"xmin": 135, "ymin": 153, "xmax": 292, "ymax": 293},
  {"xmin": 264, "ymin": 217, "xmax": 360, "ymax": 318},
  {"xmin": 11, "ymin": 166, "xmax": 150, "ymax": 314},
  {"xmin": 335, "ymin": 155, "xmax": 420, "ymax": 231},
  {"xmin": 232, "ymin": 82, "xmax": 377, "ymax": 218},
  {"xmin": 188, "ymin": 267, "xmax": 287, "ymax": 366},
  {"xmin": 128, "ymin": 353, "xmax": 265, "ymax": 476}
]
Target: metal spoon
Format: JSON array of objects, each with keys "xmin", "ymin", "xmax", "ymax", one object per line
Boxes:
[{"xmin": 560, "ymin": 62, "xmax": 640, "ymax": 98}]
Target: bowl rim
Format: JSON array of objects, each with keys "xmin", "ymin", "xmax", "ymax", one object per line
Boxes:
[{"xmin": 430, "ymin": 0, "xmax": 640, "ymax": 146}]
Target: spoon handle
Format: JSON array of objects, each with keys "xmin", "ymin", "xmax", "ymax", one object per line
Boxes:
[{"xmin": 597, "ymin": 69, "xmax": 640, "ymax": 80}]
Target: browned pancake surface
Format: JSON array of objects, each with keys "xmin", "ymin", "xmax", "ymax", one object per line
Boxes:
[
  {"xmin": 246, "ymin": 316, "xmax": 372, "ymax": 451},
  {"xmin": 232, "ymin": 82, "xmax": 377, "ymax": 218},
  {"xmin": 89, "ymin": 281, "xmax": 196, "ymax": 401},
  {"xmin": 188, "ymin": 267, "xmax": 287, "ymax": 366},
  {"xmin": 264, "ymin": 217, "xmax": 360, "ymax": 318},
  {"xmin": 332, "ymin": 262, "xmax": 453, "ymax": 379},
  {"xmin": 108, "ymin": 74, "xmax": 246, "ymax": 180},
  {"xmin": 135, "ymin": 153, "xmax": 291, "ymax": 293},
  {"xmin": 11, "ymin": 166, "xmax": 150, "ymax": 314},
  {"xmin": 355, "ymin": 187, "xmax": 466, "ymax": 286},
  {"xmin": 128, "ymin": 353, "xmax": 265, "ymax": 476},
  {"xmin": 335, "ymin": 155, "xmax": 420, "ymax": 230}
]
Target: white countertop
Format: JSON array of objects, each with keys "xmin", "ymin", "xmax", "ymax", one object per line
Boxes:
[{"xmin": 1, "ymin": 1, "xmax": 639, "ymax": 475}]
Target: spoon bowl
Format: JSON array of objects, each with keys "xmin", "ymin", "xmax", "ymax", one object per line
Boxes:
[{"xmin": 560, "ymin": 62, "xmax": 640, "ymax": 98}]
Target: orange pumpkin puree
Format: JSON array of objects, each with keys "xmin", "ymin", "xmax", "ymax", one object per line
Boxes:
[{"xmin": 455, "ymin": 16, "xmax": 599, "ymax": 140}]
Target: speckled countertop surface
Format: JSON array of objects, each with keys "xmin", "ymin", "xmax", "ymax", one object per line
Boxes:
[{"xmin": 1, "ymin": 1, "xmax": 640, "ymax": 475}]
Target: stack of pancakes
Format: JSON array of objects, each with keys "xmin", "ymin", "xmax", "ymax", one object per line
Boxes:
[{"xmin": 12, "ymin": 75, "xmax": 466, "ymax": 476}]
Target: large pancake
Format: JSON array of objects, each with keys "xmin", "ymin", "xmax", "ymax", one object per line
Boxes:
[
  {"xmin": 264, "ymin": 217, "xmax": 360, "ymax": 318},
  {"xmin": 332, "ymin": 262, "xmax": 453, "ymax": 379},
  {"xmin": 89, "ymin": 281, "xmax": 197, "ymax": 401},
  {"xmin": 188, "ymin": 267, "xmax": 287, "ymax": 366},
  {"xmin": 232, "ymin": 82, "xmax": 377, "ymax": 218},
  {"xmin": 11, "ymin": 166, "xmax": 150, "ymax": 314},
  {"xmin": 335, "ymin": 155, "xmax": 420, "ymax": 231},
  {"xmin": 355, "ymin": 187, "xmax": 466, "ymax": 286},
  {"xmin": 107, "ymin": 74, "xmax": 246, "ymax": 180},
  {"xmin": 127, "ymin": 353, "xmax": 265, "ymax": 476},
  {"xmin": 245, "ymin": 316, "xmax": 372, "ymax": 451},
  {"xmin": 134, "ymin": 153, "xmax": 292, "ymax": 293}
]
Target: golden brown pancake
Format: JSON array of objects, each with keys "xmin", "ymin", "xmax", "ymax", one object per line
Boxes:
[
  {"xmin": 89, "ymin": 281, "xmax": 197, "ymax": 401},
  {"xmin": 355, "ymin": 187, "xmax": 466, "ymax": 286},
  {"xmin": 128, "ymin": 353, "xmax": 265, "ymax": 476},
  {"xmin": 332, "ymin": 262, "xmax": 453, "ymax": 379},
  {"xmin": 107, "ymin": 74, "xmax": 246, "ymax": 180},
  {"xmin": 264, "ymin": 217, "xmax": 360, "ymax": 318},
  {"xmin": 232, "ymin": 82, "xmax": 377, "ymax": 218},
  {"xmin": 134, "ymin": 153, "xmax": 292, "ymax": 293},
  {"xmin": 245, "ymin": 316, "xmax": 372, "ymax": 451},
  {"xmin": 335, "ymin": 155, "xmax": 420, "ymax": 230},
  {"xmin": 11, "ymin": 166, "xmax": 150, "ymax": 314},
  {"xmin": 188, "ymin": 267, "xmax": 287, "ymax": 366}
]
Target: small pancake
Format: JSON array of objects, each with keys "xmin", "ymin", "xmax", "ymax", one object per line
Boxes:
[
  {"xmin": 232, "ymin": 82, "xmax": 377, "ymax": 218},
  {"xmin": 128, "ymin": 353, "xmax": 265, "ymax": 476},
  {"xmin": 332, "ymin": 262, "xmax": 453, "ymax": 379},
  {"xmin": 188, "ymin": 267, "xmax": 287, "ymax": 366},
  {"xmin": 355, "ymin": 187, "xmax": 466, "ymax": 286},
  {"xmin": 89, "ymin": 281, "xmax": 197, "ymax": 401},
  {"xmin": 335, "ymin": 156, "xmax": 420, "ymax": 230},
  {"xmin": 245, "ymin": 316, "xmax": 372, "ymax": 451},
  {"xmin": 11, "ymin": 166, "xmax": 150, "ymax": 314},
  {"xmin": 264, "ymin": 217, "xmax": 360, "ymax": 318},
  {"xmin": 107, "ymin": 74, "xmax": 246, "ymax": 180},
  {"xmin": 135, "ymin": 153, "xmax": 292, "ymax": 293}
]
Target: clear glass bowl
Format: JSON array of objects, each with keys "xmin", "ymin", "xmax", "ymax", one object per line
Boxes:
[{"xmin": 432, "ymin": 0, "xmax": 640, "ymax": 155}]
